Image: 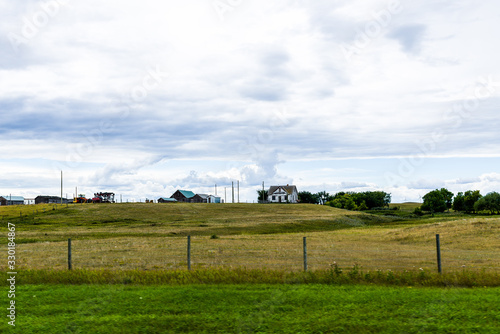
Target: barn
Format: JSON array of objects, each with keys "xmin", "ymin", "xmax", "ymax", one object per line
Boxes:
[{"xmin": 170, "ymin": 190, "xmax": 196, "ymax": 203}]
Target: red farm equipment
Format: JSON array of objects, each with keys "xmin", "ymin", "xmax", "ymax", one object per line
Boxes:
[
  {"xmin": 91, "ymin": 192, "xmax": 115, "ymax": 203},
  {"xmin": 73, "ymin": 194, "xmax": 89, "ymax": 203}
]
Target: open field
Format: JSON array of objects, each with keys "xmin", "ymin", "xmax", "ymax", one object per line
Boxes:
[
  {"xmin": 1, "ymin": 203, "xmax": 499, "ymax": 273},
  {"xmin": 2, "ymin": 203, "xmax": 499, "ymax": 333},
  {"xmin": 1, "ymin": 284, "xmax": 499, "ymax": 333}
]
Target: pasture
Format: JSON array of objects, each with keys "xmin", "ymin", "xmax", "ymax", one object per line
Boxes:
[
  {"xmin": 2, "ymin": 203, "xmax": 499, "ymax": 333},
  {"xmin": 1, "ymin": 203, "xmax": 498, "ymax": 274}
]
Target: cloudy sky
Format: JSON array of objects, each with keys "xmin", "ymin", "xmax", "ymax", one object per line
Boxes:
[{"xmin": 1, "ymin": 0, "xmax": 499, "ymax": 203}]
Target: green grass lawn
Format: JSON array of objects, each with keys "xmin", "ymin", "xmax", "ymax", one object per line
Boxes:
[{"xmin": 2, "ymin": 284, "xmax": 498, "ymax": 333}]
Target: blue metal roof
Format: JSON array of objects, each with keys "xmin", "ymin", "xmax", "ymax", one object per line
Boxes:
[
  {"xmin": 1, "ymin": 196, "xmax": 24, "ymax": 201},
  {"xmin": 175, "ymin": 190, "xmax": 195, "ymax": 198},
  {"xmin": 160, "ymin": 197, "xmax": 177, "ymax": 202}
]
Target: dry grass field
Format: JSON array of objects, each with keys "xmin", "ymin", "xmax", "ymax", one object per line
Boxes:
[{"xmin": 2, "ymin": 203, "xmax": 499, "ymax": 273}]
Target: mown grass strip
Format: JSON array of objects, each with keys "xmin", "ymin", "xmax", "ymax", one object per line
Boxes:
[{"xmin": 2, "ymin": 284, "xmax": 499, "ymax": 333}]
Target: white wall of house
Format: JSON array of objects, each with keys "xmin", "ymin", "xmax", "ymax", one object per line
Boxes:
[{"xmin": 268, "ymin": 186, "xmax": 298, "ymax": 203}]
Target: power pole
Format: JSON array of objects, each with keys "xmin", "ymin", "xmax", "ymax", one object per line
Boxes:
[
  {"xmin": 60, "ymin": 171, "xmax": 63, "ymax": 205},
  {"xmin": 232, "ymin": 181, "xmax": 235, "ymax": 203},
  {"xmin": 237, "ymin": 180, "xmax": 240, "ymax": 203},
  {"xmin": 262, "ymin": 181, "xmax": 265, "ymax": 203},
  {"xmin": 224, "ymin": 187, "xmax": 227, "ymax": 204}
]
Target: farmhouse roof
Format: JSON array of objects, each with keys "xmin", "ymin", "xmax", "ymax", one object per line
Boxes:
[
  {"xmin": 268, "ymin": 185, "xmax": 298, "ymax": 195},
  {"xmin": 196, "ymin": 194, "xmax": 210, "ymax": 199}
]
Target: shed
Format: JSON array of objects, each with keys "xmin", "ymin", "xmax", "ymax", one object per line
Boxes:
[
  {"xmin": 35, "ymin": 196, "xmax": 69, "ymax": 204},
  {"xmin": 0, "ymin": 196, "xmax": 25, "ymax": 206},
  {"xmin": 192, "ymin": 194, "xmax": 210, "ymax": 203},
  {"xmin": 158, "ymin": 197, "xmax": 178, "ymax": 203}
]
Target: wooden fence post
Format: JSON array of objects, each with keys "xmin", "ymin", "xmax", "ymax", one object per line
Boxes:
[
  {"xmin": 68, "ymin": 238, "xmax": 72, "ymax": 270},
  {"xmin": 436, "ymin": 234, "xmax": 442, "ymax": 274},
  {"xmin": 303, "ymin": 237, "xmax": 308, "ymax": 271},
  {"xmin": 187, "ymin": 235, "xmax": 191, "ymax": 271}
]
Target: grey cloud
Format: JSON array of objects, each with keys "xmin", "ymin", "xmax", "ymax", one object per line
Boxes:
[
  {"xmin": 408, "ymin": 179, "xmax": 445, "ymax": 190},
  {"xmin": 340, "ymin": 181, "xmax": 369, "ymax": 189},
  {"xmin": 388, "ymin": 24, "xmax": 427, "ymax": 54},
  {"xmin": 239, "ymin": 82, "xmax": 287, "ymax": 101},
  {"xmin": 454, "ymin": 177, "xmax": 481, "ymax": 185}
]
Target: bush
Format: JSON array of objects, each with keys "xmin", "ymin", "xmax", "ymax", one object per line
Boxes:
[{"xmin": 413, "ymin": 207, "xmax": 424, "ymax": 216}]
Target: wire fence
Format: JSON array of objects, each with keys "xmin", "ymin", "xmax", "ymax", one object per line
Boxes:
[{"xmin": 13, "ymin": 234, "xmax": 500, "ymax": 273}]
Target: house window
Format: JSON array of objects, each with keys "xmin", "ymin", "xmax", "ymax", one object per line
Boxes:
[{"xmin": 272, "ymin": 196, "xmax": 276, "ymax": 200}]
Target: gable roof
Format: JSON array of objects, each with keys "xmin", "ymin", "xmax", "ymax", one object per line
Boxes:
[
  {"xmin": 159, "ymin": 197, "xmax": 177, "ymax": 202},
  {"xmin": 268, "ymin": 185, "xmax": 298, "ymax": 195},
  {"xmin": 195, "ymin": 194, "xmax": 210, "ymax": 199},
  {"xmin": 172, "ymin": 190, "xmax": 196, "ymax": 199},
  {"xmin": 1, "ymin": 196, "xmax": 25, "ymax": 201}
]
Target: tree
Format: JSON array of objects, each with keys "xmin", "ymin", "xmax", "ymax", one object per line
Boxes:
[
  {"xmin": 298, "ymin": 191, "xmax": 319, "ymax": 204},
  {"xmin": 327, "ymin": 193, "xmax": 357, "ymax": 210},
  {"xmin": 464, "ymin": 190, "xmax": 482, "ymax": 213},
  {"xmin": 440, "ymin": 188, "xmax": 454, "ymax": 211},
  {"xmin": 362, "ymin": 191, "xmax": 391, "ymax": 209},
  {"xmin": 257, "ymin": 190, "xmax": 268, "ymax": 202},
  {"xmin": 474, "ymin": 192, "xmax": 500, "ymax": 214},
  {"xmin": 421, "ymin": 189, "xmax": 447, "ymax": 213},
  {"xmin": 452, "ymin": 192, "xmax": 465, "ymax": 212},
  {"xmin": 316, "ymin": 191, "xmax": 332, "ymax": 205}
]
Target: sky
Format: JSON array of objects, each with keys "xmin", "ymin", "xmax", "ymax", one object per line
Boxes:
[{"xmin": 1, "ymin": 0, "xmax": 499, "ymax": 203}]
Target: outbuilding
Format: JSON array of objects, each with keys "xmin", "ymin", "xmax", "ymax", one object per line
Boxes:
[
  {"xmin": 35, "ymin": 196, "xmax": 69, "ymax": 204},
  {"xmin": 0, "ymin": 196, "xmax": 25, "ymax": 205},
  {"xmin": 158, "ymin": 197, "xmax": 178, "ymax": 203},
  {"xmin": 170, "ymin": 190, "xmax": 196, "ymax": 203}
]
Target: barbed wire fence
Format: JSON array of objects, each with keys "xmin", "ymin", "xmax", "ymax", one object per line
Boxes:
[{"xmin": 13, "ymin": 235, "xmax": 500, "ymax": 273}]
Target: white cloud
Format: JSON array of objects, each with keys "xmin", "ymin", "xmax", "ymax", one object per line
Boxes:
[{"xmin": 1, "ymin": 0, "xmax": 500, "ymax": 201}]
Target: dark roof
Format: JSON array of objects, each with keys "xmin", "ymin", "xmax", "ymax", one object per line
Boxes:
[{"xmin": 268, "ymin": 185, "xmax": 298, "ymax": 195}]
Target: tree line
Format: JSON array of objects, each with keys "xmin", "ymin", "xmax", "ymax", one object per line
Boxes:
[
  {"xmin": 419, "ymin": 188, "xmax": 500, "ymax": 214},
  {"xmin": 257, "ymin": 187, "xmax": 500, "ymax": 215},
  {"xmin": 297, "ymin": 191, "xmax": 391, "ymax": 210}
]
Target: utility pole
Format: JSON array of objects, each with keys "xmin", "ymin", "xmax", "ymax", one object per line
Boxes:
[
  {"xmin": 215, "ymin": 184, "xmax": 217, "ymax": 196},
  {"xmin": 237, "ymin": 180, "xmax": 240, "ymax": 203},
  {"xmin": 262, "ymin": 181, "xmax": 265, "ymax": 203},
  {"xmin": 224, "ymin": 187, "xmax": 227, "ymax": 204},
  {"xmin": 231, "ymin": 182, "xmax": 235, "ymax": 203},
  {"xmin": 60, "ymin": 171, "xmax": 63, "ymax": 205}
]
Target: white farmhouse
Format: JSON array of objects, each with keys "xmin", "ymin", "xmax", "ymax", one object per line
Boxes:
[{"xmin": 267, "ymin": 185, "xmax": 298, "ymax": 203}]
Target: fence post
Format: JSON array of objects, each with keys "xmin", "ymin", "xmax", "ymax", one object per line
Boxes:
[
  {"xmin": 303, "ymin": 237, "xmax": 308, "ymax": 271},
  {"xmin": 68, "ymin": 238, "xmax": 72, "ymax": 270},
  {"xmin": 187, "ymin": 235, "xmax": 191, "ymax": 271},
  {"xmin": 436, "ymin": 234, "xmax": 442, "ymax": 274}
]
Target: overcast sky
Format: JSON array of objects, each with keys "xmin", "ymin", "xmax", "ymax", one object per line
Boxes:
[{"xmin": 1, "ymin": 0, "xmax": 499, "ymax": 203}]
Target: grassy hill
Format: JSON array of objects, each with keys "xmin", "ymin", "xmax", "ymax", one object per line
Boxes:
[
  {"xmin": 1, "ymin": 203, "xmax": 499, "ymax": 273},
  {"xmin": 3, "ymin": 203, "xmax": 401, "ymax": 243}
]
